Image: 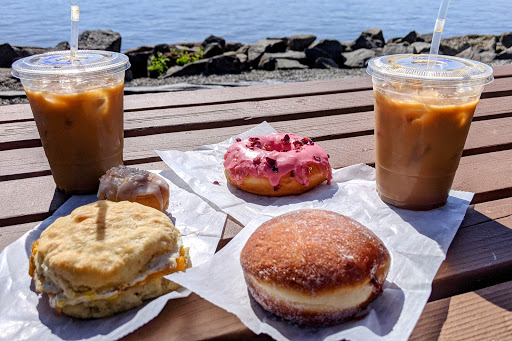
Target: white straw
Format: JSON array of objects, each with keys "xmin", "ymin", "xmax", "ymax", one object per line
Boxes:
[
  {"xmin": 69, "ymin": 0, "xmax": 79, "ymax": 60},
  {"xmin": 427, "ymin": 0, "xmax": 451, "ymax": 68}
]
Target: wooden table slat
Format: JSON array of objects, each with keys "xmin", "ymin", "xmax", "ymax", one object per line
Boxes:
[
  {"xmin": 1, "ymin": 64, "xmax": 511, "ymax": 124},
  {"xmin": 411, "ymin": 280, "xmax": 512, "ymax": 340},
  {"xmin": 1, "ymin": 93, "xmax": 512, "ymax": 177}
]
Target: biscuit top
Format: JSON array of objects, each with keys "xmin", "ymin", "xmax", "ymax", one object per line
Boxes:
[
  {"xmin": 240, "ymin": 209, "xmax": 390, "ymax": 293},
  {"xmin": 223, "ymin": 133, "xmax": 332, "ymax": 187},
  {"xmin": 33, "ymin": 200, "xmax": 179, "ymax": 292}
]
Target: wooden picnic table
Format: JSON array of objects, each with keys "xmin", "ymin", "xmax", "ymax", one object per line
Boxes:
[{"xmin": 1, "ymin": 65, "xmax": 512, "ymax": 340}]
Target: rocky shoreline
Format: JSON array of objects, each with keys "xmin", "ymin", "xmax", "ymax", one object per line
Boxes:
[{"xmin": 1, "ymin": 28, "xmax": 512, "ymax": 105}]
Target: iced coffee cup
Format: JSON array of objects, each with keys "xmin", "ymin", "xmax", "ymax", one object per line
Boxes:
[
  {"xmin": 12, "ymin": 50, "xmax": 130, "ymax": 194},
  {"xmin": 367, "ymin": 54, "xmax": 493, "ymax": 210}
]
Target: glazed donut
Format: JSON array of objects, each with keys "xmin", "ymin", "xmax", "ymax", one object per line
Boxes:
[
  {"xmin": 223, "ymin": 133, "xmax": 332, "ymax": 196},
  {"xmin": 98, "ymin": 165, "xmax": 170, "ymax": 212},
  {"xmin": 240, "ymin": 209, "xmax": 390, "ymax": 326}
]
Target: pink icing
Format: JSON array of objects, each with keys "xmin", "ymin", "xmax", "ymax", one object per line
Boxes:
[{"xmin": 223, "ymin": 133, "xmax": 332, "ymax": 189}]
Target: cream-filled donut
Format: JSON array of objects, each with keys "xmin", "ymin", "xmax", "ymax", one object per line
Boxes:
[
  {"xmin": 240, "ymin": 209, "xmax": 391, "ymax": 326},
  {"xmin": 223, "ymin": 133, "xmax": 332, "ymax": 196}
]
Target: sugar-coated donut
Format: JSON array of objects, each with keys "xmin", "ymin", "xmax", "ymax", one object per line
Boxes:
[
  {"xmin": 240, "ymin": 209, "xmax": 390, "ymax": 326},
  {"xmin": 98, "ymin": 165, "xmax": 170, "ymax": 212},
  {"xmin": 223, "ymin": 133, "xmax": 332, "ymax": 196}
]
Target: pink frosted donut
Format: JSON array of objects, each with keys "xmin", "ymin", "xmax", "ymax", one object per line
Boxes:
[{"xmin": 223, "ymin": 133, "xmax": 332, "ymax": 196}]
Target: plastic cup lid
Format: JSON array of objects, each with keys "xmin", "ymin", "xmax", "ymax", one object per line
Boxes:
[
  {"xmin": 367, "ymin": 54, "xmax": 493, "ymax": 86},
  {"xmin": 12, "ymin": 50, "xmax": 130, "ymax": 80}
]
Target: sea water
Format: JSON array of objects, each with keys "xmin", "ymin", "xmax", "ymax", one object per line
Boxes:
[{"xmin": 1, "ymin": 0, "xmax": 511, "ymax": 52}]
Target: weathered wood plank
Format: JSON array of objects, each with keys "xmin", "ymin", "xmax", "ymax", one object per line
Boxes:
[
  {"xmin": 2, "ymin": 148, "xmax": 511, "ymax": 249},
  {"xmin": 2, "ymin": 88, "xmax": 511, "ymax": 152},
  {"xmin": 0, "ymin": 76, "xmax": 374, "ymax": 122},
  {"xmin": 125, "ymin": 276, "xmax": 512, "ymax": 340},
  {"xmin": 431, "ymin": 215, "xmax": 512, "ymax": 301},
  {"xmin": 411, "ymin": 280, "xmax": 512, "ymax": 340},
  {"xmin": 0, "ymin": 221, "xmax": 37, "ymax": 252},
  {"xmin": 1, "ymin": 65, "xmax": 511, "ymax": 124},
  {"xmin": 461, "ymin": 197, "xmax": 512, "ymax": 228},
  {"xmin": 491, "ymin": 63, "xmax": 512, "ymax": 78},
  {"xmin": 0, "ymin": 107, "xmax": 512, "ymax": 181},
  {"xmin": 0, "ymin": 161, "xmax": 169, "ymax": 226}
]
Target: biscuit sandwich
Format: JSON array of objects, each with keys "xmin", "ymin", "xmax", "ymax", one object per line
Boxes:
[{"xmin": 29, "ymin": 200, "xmax": 191, "ymax": 319}]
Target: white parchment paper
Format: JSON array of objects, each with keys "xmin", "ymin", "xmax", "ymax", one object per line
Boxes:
[
  {"xmin": 0, "ymin": 170, "xmax": 226, "ymax": 341},
  {"xmin": 169, "ymin": 164, "xmax": 473, "ymax": 341},
  {"xmin": 157, "ymin": 123, "xmax": 474, "ymax": 340}
]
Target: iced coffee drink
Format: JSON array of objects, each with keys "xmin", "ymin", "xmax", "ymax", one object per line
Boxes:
[
  {"xmin": 12, "ymin": 50, "xmax": 130, "ymax": 193},
  {"xmin": 367, "ymin": 55, "xmax": 493, "ymax": 210}
]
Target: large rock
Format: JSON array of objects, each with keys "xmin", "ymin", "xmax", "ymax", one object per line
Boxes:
[
  {"xmin": 125, "ymin": 46, "xmax": 153, "ymax": 79},
  {"xmin": 411, "ymin": 42, "xmax": 431, "ymax": 54},
  {"xmin": 352, "ymin": 28, "xmax": 385, "ymax": 50},
  {"xmin": 419, "ymin": 33, "xmax": 433, "ymax": 43},
  {"xmin": 54, "ymin": 41, "xmax": 70, "ymax": 51},
  {"xmin": 202, "ymin": 35, "xmax": 226, "ymax": 49},
  {"xmin": 310, "ymin": 39, "xmax": 345, "ymax": 60},
  {"xmin": 382, "ymin": 43, "xmax": 415, "ymax": 55},
  {"xmin": 236, "ymin": 44, "xmax": 250, "ymax": 55},
  {"xmin": 287, "ymin": 34, "xmax": 316, "ymax": 51},
  {"xmin": 496, "ymin": 47, "xmax": 512, "ymax": 60},
  {"xmin": 340, "ymin": 49, "xmax": 376, "ymax": 68},
  {"xmin": 258, "ymin": 57, "xmax": 277, "ymax": 71},
  {"xmin": 162, "ymin": 59, "xmax": 208, "ymax": 78},
  {"xmin": 456, "ymin": 47, "xmax": 496, "ymax": 63},
  {"xmin": 0, "ymin": 43, "xmax": 21, "ymax": 67},
  {"xmin": 388, "ymin": 31, "xmax": 420, "ymax": 44},
  {"xmin": 78, "ymin": 30, "xmax": 122, "ymax": 52},
  {"xmin": 276, "ymin": 59, "xmax": 308, "ymax": 70},
  {"xmin": 441, "ymin": 35, "xmax": 496, "ymax": 56},
  {"xmin": 256, "ymin": 38, "xmax": 288, "ymax": 53},
  {"xmin": 203, "ymin": 42, "xmax": 224, "ymax": 58},
  {"xmin": 225, "ymin": 42, "xmax": 243, "ymax": 52},
  {"xmin": 154, "ymin": 44, "xmax": 170, "ymax": 55},
  {"xmin": 205, "ymin": 54, "xmax": 244, "ymax": 74},
  {"xmin": 247, "ymin": 44, "xmax": 267, "ymax": 67},
  {"xmin": 313, "ymin": 57, "xmax": 339, "ymax": 69},
  {"xmin": 260, "ymin": 51, "xmax": 307, "ymax": 64},
  {"xmin": 304, "ymin": 47, "xmax": 331, "ymax": 66},
  {"xmin": 499, "ymin": 32, "xmax": 512, "ymax": 48}
]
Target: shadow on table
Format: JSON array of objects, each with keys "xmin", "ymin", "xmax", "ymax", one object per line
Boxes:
[
  {"xmin": 226, "ymin": 180, "xmax": 337, "ymax": 205},
  {"xmin": 35, "ymin": 294, "xmax": 144, "ymax": 340},
  {"xmin": 247, "ymin": 281, "xmax": 405, "ymax": 340},
  {"xmin": 408, "ymin": 202, "xmax": 512, "ymax": 340}
]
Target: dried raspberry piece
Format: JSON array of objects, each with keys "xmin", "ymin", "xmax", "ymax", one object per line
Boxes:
[
  {"xmin": 213, "ymin": 181, "xmax": 220, "ymax": 185},
  {"xmin": 235, "ymin": 138, "xmax": 241, "ymax": 142},
  {"xmin": 282, "ymin": 134, "xmax": 290, "ymax": 144},
  {"xmin": 253, "ymin": 158, "xmax": 261, "ymax": 165},
  {"xmin": 313, "ymin": 155, "xmax": 321, "ymax": 162},
  {"xmin": 266, "ymin": 157, "xmax": 279, "ymax": 173},
  {"xmin": 293, "ymin": 140, "xmax": 303, "ymax": 149},
  {"xmin": 273, "ymin": 185, "xmax": 280, "ymax": 192}
]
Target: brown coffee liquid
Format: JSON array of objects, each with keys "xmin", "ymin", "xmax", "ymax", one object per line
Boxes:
[
  {"xmin": 26, "ymin": 80, "xmax": 124, "ymax": 194},
  {"xmin": 374, "ymin": 89, "xmax": 478, "ymax": 210}
]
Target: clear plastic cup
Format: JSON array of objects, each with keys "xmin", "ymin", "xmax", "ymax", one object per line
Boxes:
[
  {"xmin": 367, "ymin": 54, "xmax": 493, "ymax": 210},
  {"xmin": 12, "ymin": 50, "xmax": 130, "ymax": 194}
]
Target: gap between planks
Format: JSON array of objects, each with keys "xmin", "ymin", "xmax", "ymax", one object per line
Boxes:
[{"xmin": 1, "ymin": 66, "xmax": 512, "ymax": 125}]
